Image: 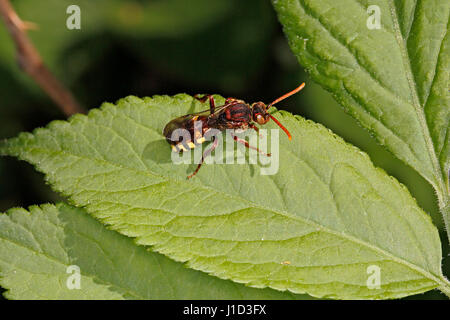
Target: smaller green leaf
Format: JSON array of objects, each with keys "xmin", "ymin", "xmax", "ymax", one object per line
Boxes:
[{"xmin": 0, "ymin": 203, "xmax": 306, "ymax": 300}]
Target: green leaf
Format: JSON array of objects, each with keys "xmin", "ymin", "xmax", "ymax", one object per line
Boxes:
[
  {"xmin": 271, "ymin": 0, "xmax": 450, "ymax": 235},
  {"xmin": 0, "ymin": 203, "xmax": 304, "ymax": 299},
  {"xmin": 0, "ymin": 94, "xmax": 448, "ymax": 299}
]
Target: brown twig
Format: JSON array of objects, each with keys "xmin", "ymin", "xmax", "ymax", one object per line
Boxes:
[{"xmin": 0, "ymin": 0, "xmax": 85, "ymax": 116}]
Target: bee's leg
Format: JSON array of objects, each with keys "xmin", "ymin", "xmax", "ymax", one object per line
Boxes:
[
  {"xmin": 194, "ymin": 94, "xmax": 216, "ymax": 114},
  {"xmin": 187, "ymin": 137, "xmax": 219, "ymax": 179},
  {"xmin": 249, "ymin": 123, "xmax": 263, "ymax": 138},
  {"xmin": 230, "ymin": 132, "xmax": 271, "ymax": 157}
]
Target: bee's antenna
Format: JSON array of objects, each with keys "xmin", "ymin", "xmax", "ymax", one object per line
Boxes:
[
  {"xmin": 269, "ymin": 114, "xmax": 292, "ymax": 140},
  {"xmin": 266, "ymin": 83, "xmax": 305, "ymax": 140},
  {"xmin": 268, "ymin": 82, "xmax": 305, "ymax": 107}
]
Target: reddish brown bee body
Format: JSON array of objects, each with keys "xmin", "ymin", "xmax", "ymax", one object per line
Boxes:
[{"xmin": 163, "ymin": 83, "xmax": 305, "ymax": 178}]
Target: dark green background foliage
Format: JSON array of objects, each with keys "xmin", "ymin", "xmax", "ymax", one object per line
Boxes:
[{"xmin": 0, "ymin": 0, "xmax": 447, "ymax": 299}]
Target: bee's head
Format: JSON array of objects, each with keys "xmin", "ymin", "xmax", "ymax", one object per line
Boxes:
[
  {"xmin": 251, "ymin": 102, "xmax": 270, "ymax": 125},
  {"xmin": 248, "ymin": 83, "xmax": 306, "ymax": 140}
]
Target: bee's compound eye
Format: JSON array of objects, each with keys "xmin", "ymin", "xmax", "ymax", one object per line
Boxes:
[{"xmin": 256, "ymin": 114, "xmax": 265, "ymax": 125}]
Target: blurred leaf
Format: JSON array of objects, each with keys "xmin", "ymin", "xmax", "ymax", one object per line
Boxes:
[
  {"xmin": 107, "ymin": 0, "xmax": 233, "ymax": 37},
  {"xmin": 0, "ymin": 0, "xmax": 233, "ymax": 87},
  {"xmin": 0, "ymin": 0, "xmax": 105, "ymax": 80},
  {"xmin": 1, "ymin": 94, "xmax": 448, "ymax": 299},
  {"xmin": 272, "ymin": 0, "xmax": 449, "ymax": 234},
  {"xmin": 0, "ymin": 203, "xmax": 305, "ymax": 299}
]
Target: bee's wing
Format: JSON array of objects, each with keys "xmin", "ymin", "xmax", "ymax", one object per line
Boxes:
[
  {"xmin": 164, "ymin": 101, "xmax": 235, "ymax": 139},
  {"xmin": 163, "ymin": 114, "xmax": 195, "ymax": 140},
  {"xmin": 162, "ymin": 109, "xmax": 212, "ymax": 139},
  {"xmin": 191, "ymin": 103, "xmax": 230, "ymax": 117}
]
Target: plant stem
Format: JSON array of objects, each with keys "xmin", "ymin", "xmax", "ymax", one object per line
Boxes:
[{"xmin": 0, "ymin": 0, "xmax": 85, "ymax": 116}]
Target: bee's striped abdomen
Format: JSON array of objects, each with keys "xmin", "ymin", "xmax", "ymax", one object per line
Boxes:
[
  {"xmin": 169, "ymin": 123, "xmax": 211, "ymax": 153},
  {"xmin": 171, "ymin": 140, "xmax": 196, "ymax": 152}
]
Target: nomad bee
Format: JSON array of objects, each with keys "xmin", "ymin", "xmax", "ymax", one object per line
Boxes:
[{"xmin": 163, "ymin": 83, "xmax": 305, "ymax": 179}]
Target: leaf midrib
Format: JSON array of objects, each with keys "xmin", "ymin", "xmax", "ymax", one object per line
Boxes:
[{"xmin": 21, "ymin": 141, "xmax": 448, "ymax": 289}]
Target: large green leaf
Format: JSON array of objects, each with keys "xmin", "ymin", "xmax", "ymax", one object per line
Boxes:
[
  {"xmin": 0, "ymin": 94, "xmax": 448, "ymax": 299},
  {"xmin": 271, "ymin": 0, "xmax": 449, "ymax": 232},
  {"xmin": 0, "ymin": 203, "xmax": 303, "ymax": 299}
]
